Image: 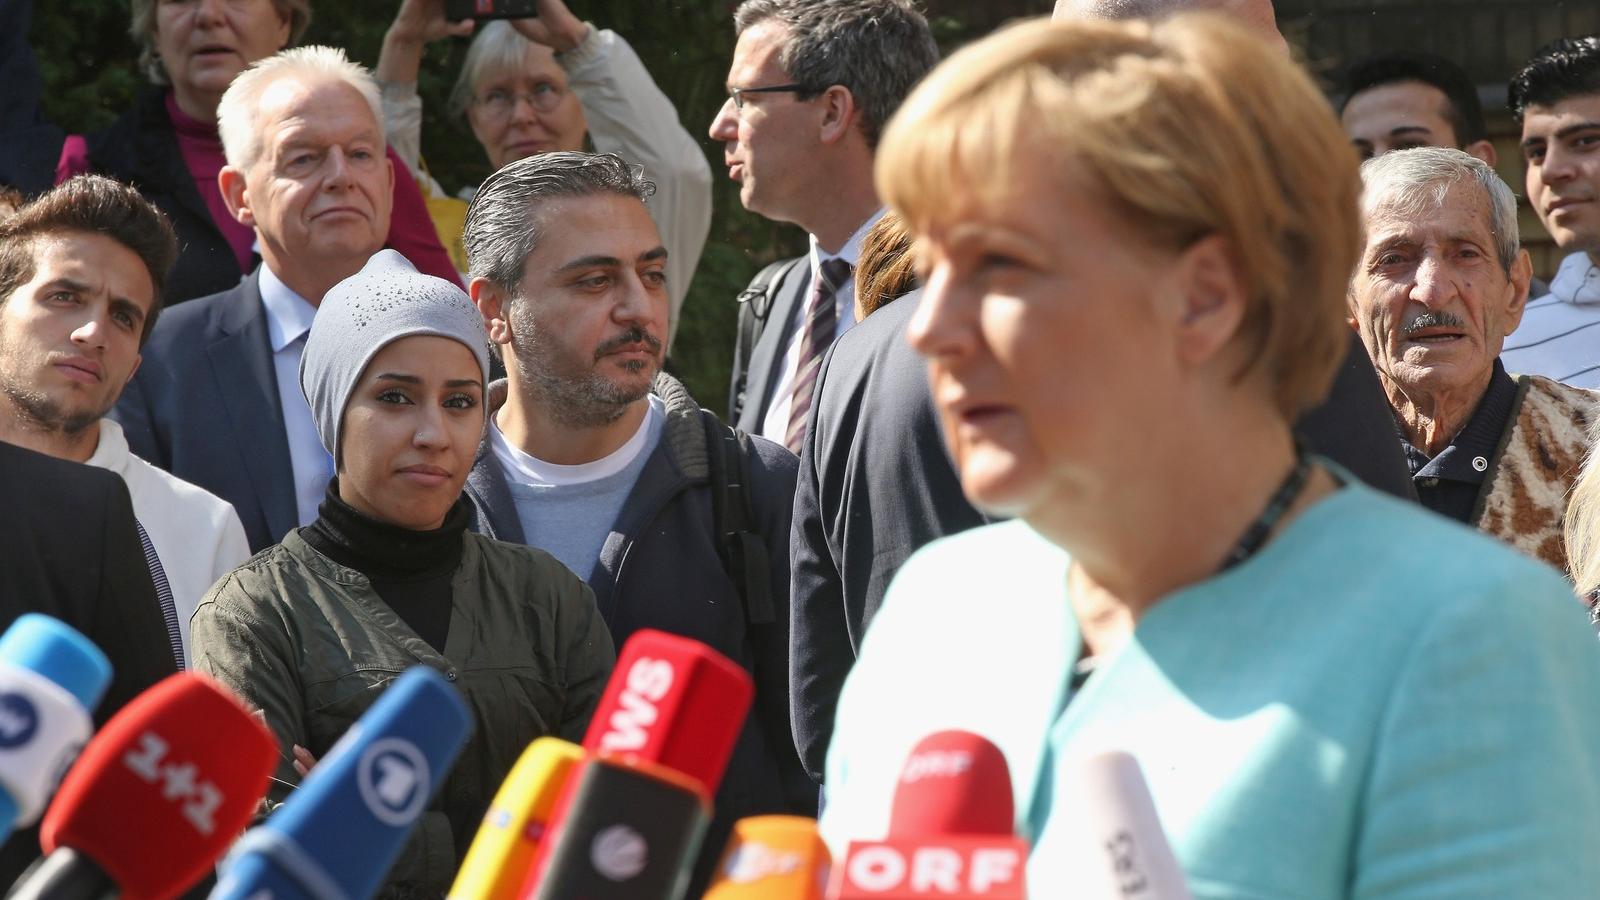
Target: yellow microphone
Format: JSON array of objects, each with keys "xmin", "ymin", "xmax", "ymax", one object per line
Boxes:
[
  {"xmin": 447, "ymin": 737, "xmax": 584, "ymax": 900},
  {"xmin": 703, "ymin": 815, "xmax": 831, "ymax": 899}
]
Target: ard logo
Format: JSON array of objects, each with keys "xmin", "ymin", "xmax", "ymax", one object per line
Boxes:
[
  {"xmin": 357, "ymin": 738, "xmax": 430, "ymax": 827},
  {"xmin": 0, "ymin": 694, "xmax": 38, "ymax": 749}
]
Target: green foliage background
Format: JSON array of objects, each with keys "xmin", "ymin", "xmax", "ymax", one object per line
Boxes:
[{"xmin": 28, "ymin": 0, "xmax": 1030, "ymax": 413}]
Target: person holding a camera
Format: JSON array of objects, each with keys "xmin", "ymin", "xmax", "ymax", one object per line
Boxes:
[{"xmin": 376, "ymin": 0, "xmax": 711, "ymax": 348}]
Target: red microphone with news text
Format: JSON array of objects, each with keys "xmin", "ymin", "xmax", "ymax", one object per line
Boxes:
[{"xmin": 501, "ymin": 629, "xmax": 753, "ymax": 899}]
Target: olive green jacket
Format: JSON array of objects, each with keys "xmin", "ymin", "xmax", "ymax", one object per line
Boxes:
[{"xmin": 190, "ymin": 529, "xmax": 614, "ymax": 895}]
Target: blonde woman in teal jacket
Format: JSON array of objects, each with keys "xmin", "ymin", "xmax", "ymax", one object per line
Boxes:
[{"xmin": 819, "ymin": 15, "xmax": 1600, "ymax": 898}]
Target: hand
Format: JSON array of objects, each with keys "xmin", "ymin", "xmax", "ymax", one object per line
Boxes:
[
  {"xmin": 509, "ymin": 0, "xmax": 590, "ymax": 54},
  {"xmin": 387, "ymin": 0, "xmax": 477, "ymax": 46},
  {"xmin": 291, "ymin": 744, "xmax": 319, "ymax": 778}
]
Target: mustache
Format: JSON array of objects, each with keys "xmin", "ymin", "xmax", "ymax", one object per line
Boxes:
[
  {"xmin": 594, "ymin": 326, "xmax": 663, "ymax": 359},
  {"xmin": 1402, "ymin": 311, "xmax": 1465, "ymax": 336}
]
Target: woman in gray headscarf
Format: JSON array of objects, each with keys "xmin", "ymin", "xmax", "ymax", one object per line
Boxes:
[{"xmin": 190, "ymin": 250, "xmax": 613, "ymax": 896}]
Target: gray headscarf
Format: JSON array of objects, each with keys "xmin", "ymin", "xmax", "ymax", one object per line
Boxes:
[{"xmin": 300, "ymin": 250, "xmax": 490, "ymax": 463}]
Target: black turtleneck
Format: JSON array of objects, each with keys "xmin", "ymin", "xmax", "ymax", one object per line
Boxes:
[{"xmin": 300, "ymin": 479, "xmax": 470, "ymax": 653}]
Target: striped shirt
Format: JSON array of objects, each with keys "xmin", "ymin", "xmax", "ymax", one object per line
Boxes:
[
  {"xmin": 1501, "ymin": 252, "xmax": 1600, "ymax": 388},
  {"xmin": 133, "ymin": 518, "xmax": 185, "ymax": 671}
]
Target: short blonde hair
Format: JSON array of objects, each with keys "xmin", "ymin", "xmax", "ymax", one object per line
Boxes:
[
  {"xmin": 217, "ymin": 46, "xmax": 385, "ymax": 172},
  {"xmin": 877, "ymin": 14, "xmax": 1361, "ymax": 417},
  {"xmin": 129, "ymin": 0, "xmax": 311, "ymax": 86}
]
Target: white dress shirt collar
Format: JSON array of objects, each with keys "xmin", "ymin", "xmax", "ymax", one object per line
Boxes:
[
  {"xmin": 810, "ymin": 207, "xmax": 888, "ymax": 272},
  {"xmin": 258, "ymin": 264, "xmax": 318, "ymax": 354}
]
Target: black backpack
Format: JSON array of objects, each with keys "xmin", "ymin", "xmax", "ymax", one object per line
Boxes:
[
  {"xmin": 729, "ymin": 256, "xmax": 806, "ymax": 424},
  {"xmin": 699, "ymin": 409, "xmax": 777, "ymax": 627}
]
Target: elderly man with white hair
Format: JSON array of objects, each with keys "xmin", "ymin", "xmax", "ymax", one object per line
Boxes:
[
  {"xmin": 114, "ymin": 45, "xmax": 398, "ymax": 553},
  {"xmin": 1350, "ymin": 146, "xmax": 1600, "ymax": 574}
]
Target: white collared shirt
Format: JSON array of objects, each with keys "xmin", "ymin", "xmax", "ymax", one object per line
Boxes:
[
  {"xmin": 258, "ymin": 264, "xmax": 335, "ymax": 527},
  {"xmin": 1501, "ymin": 251, "xmax": 1600, "ymax": 387},
  {"xmin": 86, "ymin": 419, "xmax": 250, "ymax": 663},
  {"xmin": 758, "ymin": 207, "xmax": 889, "ymax": 444}
]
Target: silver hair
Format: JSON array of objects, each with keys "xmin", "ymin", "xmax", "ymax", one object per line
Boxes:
[
  {"xmin": 128, "ymin": 0, "xmax": 311, "ymax": 86},
  {"xmin": 449, "ymin": 21, "xmax": 537, "ymax": 121},
  {"xmin": 733, "ymin": 0, "xmax": 939, "ymax": 146},
  {"xmin": 216, "ymin": 46, "xmax": 386, "ymax": 172},
  {"xmin": 464, "ymin": 151, "xmax": 656, "ymax": 291},
  {"xmin": 1359, "ymin": 147, "xmax": 1520, "ymax": 272}
]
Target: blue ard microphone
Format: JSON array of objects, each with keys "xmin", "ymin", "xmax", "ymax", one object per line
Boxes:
[
  {"xmin": 0, "ymin": 614, "xmax": 111, "ymax": 840},
  {"xmin": 211, "ymin": 666, "xmax": 472, "ymax": 900}
]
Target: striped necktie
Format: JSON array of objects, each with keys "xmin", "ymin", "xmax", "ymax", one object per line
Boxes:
[
  {"xmin": 134, "ymin": 519, "xmax": 185, "ymax": 671},
  {"xmin": 785, "ymin": 257, "xmax": 853, "ymax": 453}
]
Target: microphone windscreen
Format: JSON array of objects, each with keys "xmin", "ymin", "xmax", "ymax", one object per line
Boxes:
[
  {"xmin": 704, "ymin": 815, "xmax": 829, "ymax": 900},
  {"xmin": 1057, "ymin": 751, "xmax": 1191, "ymax": 900},
  {"xmin": 448, "ymin": 737, "xmax": 584, "ymax": 900},
  {"xmin": 0, "ymin": 615, "xmax": 110, "ymax": 712},
  {"xmin": 213, "ymin": 665, "xmax": 472, "ymax": 900},
  {"xmin": 525, "ymin": 754, "xmax": 711, "ymax": 900},
  {"xmin": 888, "ymin": 731, "xmax": 1014, "ymax": 837},
  {"xmin": 580, "ymin": 629, "xmax": 753, "ymax": 796},
  {"xmin": 828, "ymin": 731, "xmax": 1026, "ymax": 899},
  {"xmin": 39, "ymin": 672, "xmax": 277, "ymax": 898},
  {"xmin": 0, "ymin": 615, "xmax": 112, "ymax": 832}
]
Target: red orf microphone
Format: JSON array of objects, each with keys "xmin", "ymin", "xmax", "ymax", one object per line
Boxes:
[{"xmin": 829, "ymin": 731, "xmax": 1027, "ymax": 899}]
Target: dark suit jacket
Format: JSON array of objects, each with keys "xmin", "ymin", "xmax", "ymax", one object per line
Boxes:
[
  {"xmin": 0, "ymin": 440, "xmax": 178, "ymax": 883},
  {"xmin": 788, "ymin": 293, "xmax": 989, "ymax": 782},
  {"xmin": 731, "ymin": 260, "xmax": 812, "ymax": 433},
  {"xmin": 112, "ymin": 269, "xmax": 298, "ymax": 553}
]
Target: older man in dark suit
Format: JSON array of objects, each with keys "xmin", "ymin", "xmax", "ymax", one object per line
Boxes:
[{"xmin": 114, "ymin": 46, "xmax": 396, "ymax": 552}]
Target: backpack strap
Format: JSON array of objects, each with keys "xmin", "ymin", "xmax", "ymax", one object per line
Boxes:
[
  {"xmin": 700, "ymin": 409, "xmax": 777, "ymax": 626},
  {"xmin": 730, "ymin": 256, "xmax": 806, "ymax": 423}
]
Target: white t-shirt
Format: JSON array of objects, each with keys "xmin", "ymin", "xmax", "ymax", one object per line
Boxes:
[{"xmin": 488, "ymin": 396, "xmax": 665, "ymax": 580}]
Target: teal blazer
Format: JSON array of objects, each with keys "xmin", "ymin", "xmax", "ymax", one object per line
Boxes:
[{"xmin": 821, "ymin": 483, "xmax": 1600, "ymax": 898}]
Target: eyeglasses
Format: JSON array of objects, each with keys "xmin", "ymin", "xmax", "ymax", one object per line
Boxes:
[
  {"xmin": 727, "ymin": 83, "xmax": 819, "ymax": 111},
  {"xmin": 474, "ymin": 84, "xmax": 567, "ymax": 121}
]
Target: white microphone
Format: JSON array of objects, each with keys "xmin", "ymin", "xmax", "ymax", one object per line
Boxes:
[
  {"xmin": 1057, "ymin": 751, "xmax": 1192, "ymax": 900},
  {"xmin": 0, "ymin": 615, "xmax": 111, "ymax": 837}
]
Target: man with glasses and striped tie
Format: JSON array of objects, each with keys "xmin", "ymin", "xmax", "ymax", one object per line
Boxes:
[
  {"xmin": 0, "ymin": 175, "xmax": 247, "ymax": 669},
  {"xmin": 712, "ymin": 0, "xmax": 939, "ymax": 446},
  {"xmin": 709, "ymin": 0, "xmax": 956, "ymax": 792}
]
